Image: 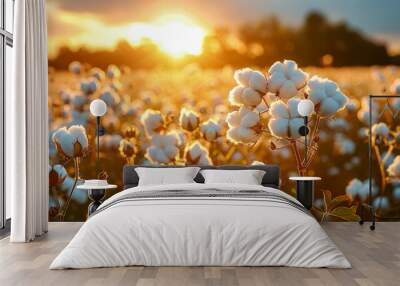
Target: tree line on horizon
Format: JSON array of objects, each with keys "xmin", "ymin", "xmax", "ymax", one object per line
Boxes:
[{"xmin": 49, "ymin": 11, "xmax": 399, "ymax": 70}]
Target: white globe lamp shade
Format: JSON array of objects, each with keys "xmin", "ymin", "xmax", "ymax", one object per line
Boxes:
[
  {"xmin": 90, "ymin": 99, "xmax": 107, "ymax": 117},
  {"xmin": 298, "ymin": 99, "xmax": 315, "ymax": 117}
]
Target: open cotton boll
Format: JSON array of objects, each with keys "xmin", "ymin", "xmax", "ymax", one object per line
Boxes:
[
  {"xmin": 200, "ymin": 119, "xmax": 221, "ymax": 141},
  {"xmin": 267, "ymin": 60, "xmax": 308, "ymax": 99},
  {"xmin": 268, "ymin": 98, "xmax": 303, "ymax": 139},
  {"xmin": 107, "ymin": 64, "xmax": 121, "ymax": 79},
  {"xmin": 372, "ymin": 122, "xmax": 390, "ymax": 137},
  {"xmin": 140, "ymin": 109, "xmax": 164, "ymax": 137},
  {"xmin": 334, "ymin": 134, "xmax": 355, "ymax": 155},
  {"xmin": 80, "ymin": 77, "xmax": 98, "ymax": 95},
  {"xmin": 327, "ymin": 118, "xmax": 350, "ymax": 130},
  {"xmin": 228, "ymin": 86, "xmax": 262, "ymax": 107},
  {"xmin": 100, "ymin": 88, "xmax": 121, "ymax": 106},
  {"xmin": 387, "ymin": 156, "xmax": 400, "ymax": 177},
  {"xmin": 90, "ymin": 67, "xmax": 105, "ymax": 81},
  {"xmin": 345, "ymin": 99, "xmax": 360, "ymax": 112},
  {"xmin": 71, "ymin": 95, "xmax": 87, "ymax": 110},
  {"xmin": 185, "ymin": 141, "xmax": 212, "ymax": 165},
  {"xmin": 390, "ymin": 79, "xmax": 400, "ymax": 95},
  {"xmin": 179, "ymin": 108, "xmax": 200, "ymax": 131},
  {"xmin": 145, "ymin": 133, "xmax": 180, "ymax": 164},
  {"xmin": 233, "ymin": 68, "xmax": 267, "ymax": 93},
  {"xmin": 226, "ymin": 107, "xmax": 260, "ymax": 144},
  {"xmin": 307, "ymin": 76, "xmax": 348, "ymax": 116},
  {"xmin": 346, "ymin": 178, "xmax": 378, "ymax": 201},
  {"xmin": 52, "ymin": 125, "xmax": 88, "ymax": 158},
  {"xmin": 68, "ymin": 61, "xmax": 81, "ymax": 74},
  {"xmin": 373, "ymin": 197, "xmax": 390, "ymax": 209}
]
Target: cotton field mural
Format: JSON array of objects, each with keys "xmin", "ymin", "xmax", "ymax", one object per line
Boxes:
[{"xmin": 47, "ymin": 0, "xmax": 400, "ymax": 221}]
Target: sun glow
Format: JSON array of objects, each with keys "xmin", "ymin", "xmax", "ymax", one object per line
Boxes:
[
  {"xmin": 129, "ymin": 14, "xmax": 207, "ymax": 57},
  {"xmin": 48, "ymin": 9, "xmax": 208, "ymax": 59}
]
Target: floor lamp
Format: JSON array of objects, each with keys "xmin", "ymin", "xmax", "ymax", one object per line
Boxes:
[{"xmin": 89, "ymin": 99, "xmax": 107, "ymax": 174}]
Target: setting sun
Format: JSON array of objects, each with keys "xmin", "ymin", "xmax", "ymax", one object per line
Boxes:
[{"xmin": 129, "ymin": 14, "xmax": 207, "ymax": 57}]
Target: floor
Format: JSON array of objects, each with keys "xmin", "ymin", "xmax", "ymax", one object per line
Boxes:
[{"xmin": 0, "ymin": 222, "xmax": 399, "ymax": 286}]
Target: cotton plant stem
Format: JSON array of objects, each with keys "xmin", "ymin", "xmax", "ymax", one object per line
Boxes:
[
  {"xmin": 289, "ymin": 140, "xmax": 305, "ymax": 176},
  {"xmin": 382, "ymin": 145, "xmax": 394, "ymax": 166},
  {"xmin": 61, "ymin": 158, "xmax": 80, "ymax": 221},
  {"xmin": 372, "ymin": 141, "xmax": 387, "ymax": 195}
]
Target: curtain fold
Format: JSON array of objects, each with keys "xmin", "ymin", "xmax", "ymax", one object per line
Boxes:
[{"xmin": 8, "ymin": 0, "xmax": 49, "ymax": 242}]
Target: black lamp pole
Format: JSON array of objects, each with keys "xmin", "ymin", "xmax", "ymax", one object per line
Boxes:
[
  {"xmin": 95, "ymin": 116, "xmax": 100, "ymax": 175},
  {"xmin": 304, "ymin": 116, "xmax": 308, "ymax": 162}
]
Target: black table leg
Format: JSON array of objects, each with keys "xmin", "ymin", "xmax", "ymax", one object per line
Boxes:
[
  {"xmin": 296, "ymin": 180, "xmax": 314, "ymax": 210},
  {"xmin": 87, "ymin": 189, "xmax": 106, "ymax": 216}
]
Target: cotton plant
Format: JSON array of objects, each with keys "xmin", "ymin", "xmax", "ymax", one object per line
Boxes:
[
  {"xmin": 119, "ymin": 126, "xmax": 138, "ymax": 164},
  {"xmin": 226, "ymin": 59, "xmax": 348, "ymax": 176},
  {"xmin": 184, "ymin": 141, "xmax": 212, "ymax": 165},
  {"xmin": 145, "ymin": 133, "xmax": 181, "ymax": 164},
  {"xmin": 51, "ymin": 125, "xmax": 89, "ymax": 220}
]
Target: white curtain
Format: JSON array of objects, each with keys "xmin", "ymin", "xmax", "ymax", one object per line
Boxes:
[{"xmin": 7, "ymin": 0, "xmax": 49, "ymax": 242}]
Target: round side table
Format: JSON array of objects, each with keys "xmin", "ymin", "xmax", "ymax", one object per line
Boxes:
[
  {"xmin": 77, "ymin": 183, "xmax": 117, "ymax": 217},
  {"xmin": 289, "ymin": 176, "xmax": 321, "ymax": 210}
]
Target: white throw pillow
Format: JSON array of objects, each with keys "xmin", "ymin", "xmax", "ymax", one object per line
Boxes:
[
  {"xmin": 136, "ymin": 167, "xmax": 201, "ymax": 186},
  {"xmin": 200, "ymin": 169, "xmax": 266, "ymax": 185}
]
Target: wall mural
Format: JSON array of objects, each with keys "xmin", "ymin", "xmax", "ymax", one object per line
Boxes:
[{"xmin": 47, "ymin": 1, "xmax": 400, "ymax": 221}]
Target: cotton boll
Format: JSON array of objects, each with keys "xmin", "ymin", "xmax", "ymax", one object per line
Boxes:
[
  {"xmin": 357, "ymin": 97, "xmax": 379, "ymax": 125},
  {"xmin": 90, "ymin": 67, "xmax": 105, "ymax": 81},
  {"xmin": 269, "ymin": 100, "xmax": 289, "ymax": 119},
  {"xmin": 358, "ymin": 127, "xmax": 369, "ymax": 139},
  {"xmin": 390, "ymin": 79, "xmax": 400, "ymax": 95},
  {"xmin": 179, "ymin": 108, "xmax": 200, "ymax": 131},
  {"xmin": 373, "ymin": 197, "xmax": 390, "ymax": 209},
  {"xmin": 49, "ymin": 164, "xmax": 67, "ymax": 186},
  {"xmin": 229, "ymin": 86, "xmax": 262, "ymax": 107},
  {"xmin": 387, "ymin": 156, "xmax": 400, "ymax": 177},
  {"xmin": 68, "ymin": 61, "xmax": 81, "ymax": 74},
  {"xmin": 345, "ymin": 99, "xmax": 360, "ymax": 112},
  {"xmin": 185, "ymin": 141, "xmax": 212, "ymax": 165},
  {"xmin": 268, "ymin": 98, "xmax": 303, "ymax": 139},
  {"xmin": 306, "ymin": 76, "xmax": 348, "ymax": 116},
  {"xmin": 248, "ymin": 71, "xmax": 268, "ymax": 93},
  {"xmin": 268, "ymin": 118, "xmax": 289, "ymax": 138},
  {"xmin": 346, "ymin": 178, "xmax": 378, "ymax": 201},
  {"xmin": 288, "ymin": 118, "xmax": 304, "ymax": 138},
  {"xmin": 145, "ymin": 133, "xmax": 180, "ymax": 164},
  {"xmin": 267, "ymin": 60, "xmax": 308, "ymax": 99},
  {"xmin": 52, "ymin": 125, "xmax": 88, "ymax": 158},
  {"xmin": 227, "ymin": 126, "xmax": 258, "ymax": 144},
  {"xmin": 327, "ymin": 118, "xmax": 350, "ymax": 130},
  {"xmin": 140, "ymin": 109, "xmax": 164, "ymax": 137},
  {"xmin": 80, "ymin": 77, "xmax": 98, "ymax": 95},
  {"xmin": 107, "ymin": 64, "xmax": 121, "ymax": 79},
  {"xmin": 334, "ymin": 134, "xmax": 355, "ymax": 155},
  {"xmin": 200, "ymin": 119, "xmax": 221, "ymax": 141},
  {"xmin": 100, "ymin": 88, "xmax": 120, "ymax": 106},
  {"xmin": 60, "ymin": 90, "xmax": 71, "ymax": 104},
  {"xmin": 71, "ymin": 95, "xmax": 87, "ymax": 110},
  {"xmin": 372, "ymin": 122, "xmax": 390, "ymax": 137},
  {"xmin": 394, "ymin": 186, "xmax": 400, "ymax": 200}
]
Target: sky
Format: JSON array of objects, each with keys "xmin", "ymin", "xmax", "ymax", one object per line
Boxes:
[{"xmin": 47, "ymin": 0, "xmax": 400, "ymax": 56}]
